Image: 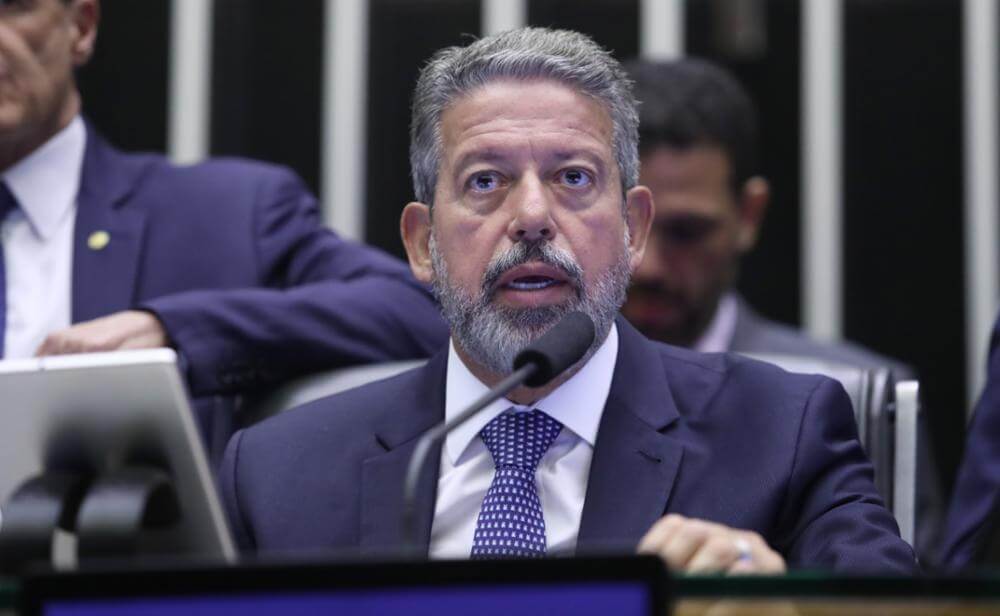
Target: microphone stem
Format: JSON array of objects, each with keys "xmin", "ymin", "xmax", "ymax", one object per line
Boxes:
[{"xmin": 401, "ymin": 363, "xmax": 537, "ymax": 554}]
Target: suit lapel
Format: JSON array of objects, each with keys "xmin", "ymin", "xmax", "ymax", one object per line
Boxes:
[
  {"xmin": 72, "ymin": 124, "xmax": 149, "ymax": 323},
  {"xmin": 577, "ymin": 319, "xmax": 684, "ymax": 553},
  {"xmin": 360, "ymin": 349, "xmax": 448, "ymax": 555}
]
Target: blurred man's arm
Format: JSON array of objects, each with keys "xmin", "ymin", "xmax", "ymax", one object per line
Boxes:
[{"xmin": 37, "ymin": 167, "xmax": 449, "ymax": 395}]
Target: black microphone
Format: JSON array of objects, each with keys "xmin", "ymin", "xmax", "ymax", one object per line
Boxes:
[
  {"xmin": 512, "ymin": 311, "xmax": 596, "ymax": 387},
  {"xmin": 400, "ymin": 311, "xmax": 596, "ymax": 553}
]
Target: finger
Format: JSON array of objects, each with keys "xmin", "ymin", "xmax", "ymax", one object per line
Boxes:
[
  {"xmin": 744, "ymin": 533, "xmax": 785, "ymax": 573},
  {"xmin": 657, "ymin": 520, "xmax": 715, "ymax": 570},
  {"xmin": 726, "ymin": 533, "xmax": 786, "ymax": 575},
  {"xmin": 36, "ymin": 332, "xmax": 71, "ymax": 356},
  {"xmin": 752, "ymin": 546, "xmax": 786, "ymax": 574},
  {"xmin": 727, "ymin": 559, "xmax": 759, "ymax": 575},
  {"xmin": 687, "ymin": 533, "xmax": 742, "ymax": 574},
  {"xmin": 637, "ymin": 514, "xmax": 686, "ymax": 554},
  {"xmin": 34, "ymin": 335, "xmax": 54, "ymax": 357}
]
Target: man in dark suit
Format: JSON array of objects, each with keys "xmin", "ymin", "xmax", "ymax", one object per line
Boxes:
[
  {"xmin": 220, "ymin": 27, "xmax": 915, "ymax": 574},
  {"xmin": 620, "ymin": 59, "xmax": 909, "ymax": 376},
  {"xmin": 940, "ymin": 313, "xmax": 1000, "ymax": 568},
  {"xmin": 0, "ymin": 0, "xmax": 447, "ymax": 455}
]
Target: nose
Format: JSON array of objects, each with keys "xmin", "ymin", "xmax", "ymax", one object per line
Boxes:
[{"xmin": 506, "ymin": 175, "xmax": 555, "ymax": 243}]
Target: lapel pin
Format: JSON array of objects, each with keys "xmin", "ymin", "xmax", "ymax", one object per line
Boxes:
[{"xmin": 87, "ymin": 230, "xmax": 110, "ymax": 251}]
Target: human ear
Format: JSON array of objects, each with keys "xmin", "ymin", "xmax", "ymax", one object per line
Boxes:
[
  {"xmin": 67, "ymin": 0, "xmax": 99, "ymax": 67},
  {"xmin": 400, "ymin": 202, "xmax": 434, "ymax": 283},
  {"xmin": 736, "ymin": 177, "xmax": 769, "ymax": 253},
  {"xmin": 624, "ymin": 185, "xmax": 654, "ymax": 273}
]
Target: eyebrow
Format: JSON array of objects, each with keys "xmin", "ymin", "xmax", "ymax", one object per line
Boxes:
[
  {"xmin": 450, "ymin": 147, "xmax": 609, "ymax": 176},
  {"xmin": 451, "ymin": 149, "xmax": 508, "ymax": 174}
]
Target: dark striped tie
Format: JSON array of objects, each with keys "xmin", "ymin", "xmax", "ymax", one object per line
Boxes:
[{"xmin": 0, "ymin": 182, "xmax": 20, "ymax": 358}]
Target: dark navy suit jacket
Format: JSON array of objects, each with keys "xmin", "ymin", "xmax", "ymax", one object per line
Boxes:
[
  {"xmin": 72, "ymin": 124, "xmax": 447, "ymax": 453},
  {"xmin": 940, "ymin": 313, "xmax": 1000, "ymax": 568},
  {"xmin": 220, "ymin": 319, "xmax": 916, "ymax": 573}
]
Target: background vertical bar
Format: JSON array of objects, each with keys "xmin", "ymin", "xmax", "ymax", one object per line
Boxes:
[
  {"xmin": 802, "ymin": 0, "xmax": 843, "ymax": 341},
  {"xmin": 639, "ymin": 0, "xmax": 684, "ymax": 60},
  {"xmin": 964, "ymin": 0, "xmax": 999, "ymax": 411},
  {"xmin": 482, "ymin": 0, "xmax": 526, "ymax": 36},
  {"xmin": 323, "ymin": 0, "xmax": 369, "ymax": 238},
  {"xmin": 167, "ymin": 0, "xmax": 213, "ymax": 164}
]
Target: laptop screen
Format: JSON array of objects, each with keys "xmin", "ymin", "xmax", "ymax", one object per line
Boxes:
[
  {"xmin": 24, "ymin": 557, "xmax": 668, "ymax": 616},
  {"xmin": 42, "ymin": 582, "xmax": 649, "ymax": 616}
]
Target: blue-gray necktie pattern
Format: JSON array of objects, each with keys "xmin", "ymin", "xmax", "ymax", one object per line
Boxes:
[
  {"xmin": 0, "ymin": 183, "xmax": 18, "ymax": 358},
  {"xmin": 470, "ymin": 409, "xmax": 563, "ymax": 559}
]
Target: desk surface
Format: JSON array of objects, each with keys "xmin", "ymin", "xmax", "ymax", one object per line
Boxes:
[
  {"xmin": 676, "ymin": 599, "xmax": 1000, "ymax": 615},
  {"xmin": 676, "ymin": 574, "xmax": 1000, "ymax": 615}
]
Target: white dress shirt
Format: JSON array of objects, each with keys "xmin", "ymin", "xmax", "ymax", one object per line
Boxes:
[
  {"xmin": 429, "ymin": 323, "xmax": 619, "ymax": 559},
  {"xmin": 1, "ymin": 116, "xmax": 85, "ymax": 359},
  {"xmin": 693, "ymin": 292, "xmax": 738, "ymax": 354}
]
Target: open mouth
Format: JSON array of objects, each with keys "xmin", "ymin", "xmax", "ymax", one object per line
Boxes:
[
  {"xmin": 505, "ymin": 275, "xmax": 564, "ymax": 291},
  {"xmin": 495, "ymin": 262, "xmax": 571, "ymax": 294}
]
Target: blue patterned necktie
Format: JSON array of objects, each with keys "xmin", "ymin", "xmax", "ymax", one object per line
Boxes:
[
  {"xmin": 0, "ymin": 182, "xmax": 18, "ymax": 358},
  {"xmin": 470, "ymin": 409, "xmax": 563, "ymax": 559}
]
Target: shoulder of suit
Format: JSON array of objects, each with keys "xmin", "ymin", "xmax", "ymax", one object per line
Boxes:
[
  {"xmin": 240, "ymin": 362, "xmax": 430, "ymax": 444},
  {"xmin": 649, "ymin": 337, "xmax": 829, "ymax": 417},
  {"xmin": 144, "ymin": 154, "xmax": 304, "ymax": 190},
  {"xmin": 89, "ymin": 133, "xmax": 307, "ymax": 200}
]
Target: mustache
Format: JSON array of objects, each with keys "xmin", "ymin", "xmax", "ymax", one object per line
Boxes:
[{"xmin": 481, "ymin": 240, "xmax": 584, "ymax": 298}]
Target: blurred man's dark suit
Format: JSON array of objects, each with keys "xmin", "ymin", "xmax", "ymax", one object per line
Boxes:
[
  {"xmin": 941, "ymin": 313, "xmax": 1000, "ymax": 568},
  {"xmin": 71, "ymin": 123, "xmax": 447, "ymax": 457},
  {"xmin": 730, "ymin": 295, "xmax": 914, "ymax": 379}
]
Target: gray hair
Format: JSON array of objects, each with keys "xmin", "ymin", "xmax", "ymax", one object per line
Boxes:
[{"xmin": 409, "ymin": 27, "xmax": 640, "ymax": 205}]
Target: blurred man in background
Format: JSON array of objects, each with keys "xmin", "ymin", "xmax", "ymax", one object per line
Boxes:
[
  {"xmin": 621, "ymin": 58, "xmax": 909, "ymax": 374},
  {"xmin": 0, "ymin": 0, "xmax": 447, "ymax": 457}
]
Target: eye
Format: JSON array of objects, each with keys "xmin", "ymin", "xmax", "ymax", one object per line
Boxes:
[
  {"xmin": 467, "ymin": 171, "xmax": 503, "ymax": 193},
  {"xmin": 558, "ymin": 168, "xmax": 593, "ymax": 188}
]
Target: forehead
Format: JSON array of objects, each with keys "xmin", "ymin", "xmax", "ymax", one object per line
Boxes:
[
  {"xmin": 439, "ymin": 79, "xmax": 615, "ymax": 166},
  {"xmin": 640, "ymin": 145, "xmax": 733, "ymax": 191},
  {"xmin": 640, "ymin": 145, "xmax": 736, "ymax": 212}
]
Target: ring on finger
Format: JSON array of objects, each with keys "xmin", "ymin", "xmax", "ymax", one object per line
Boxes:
[{"xmin": 733, "ymin": 537, "xmax": 753, "ymax": 563}]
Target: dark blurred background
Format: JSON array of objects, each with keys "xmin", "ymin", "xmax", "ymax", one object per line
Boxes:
[{"xmin": 78, "ymin": 0, "xmax": 980, "ymax": 499}]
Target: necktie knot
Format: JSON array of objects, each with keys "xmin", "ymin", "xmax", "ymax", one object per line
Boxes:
[{"xmin": 479, "ymin": 409, "xmax": 563, "ymax": 472}]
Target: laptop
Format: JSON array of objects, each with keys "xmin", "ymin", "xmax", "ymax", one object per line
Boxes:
[{"xmin": 0, "ymin": 349, "xmax": 234, "ymax": 562}]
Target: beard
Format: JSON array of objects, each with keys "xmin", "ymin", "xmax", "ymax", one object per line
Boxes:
[{"xmin": 429, "ymin": 233, "xmax": 632, "ymax": 376}]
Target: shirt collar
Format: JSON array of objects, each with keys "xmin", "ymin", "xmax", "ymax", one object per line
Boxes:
[
  {"xmin": 693, "ymin": 292, "xmax": 738, "ymax": 353},
  {"xmin": 2, "ymin": 115, "xmax": 86, "ymax": 240},
  {"xmin": 444, "ymin": 322, "xmax": 619, "ymax": 465}
]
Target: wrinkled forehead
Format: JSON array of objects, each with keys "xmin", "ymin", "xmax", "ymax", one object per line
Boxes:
[{"xmin": 438, "ymin": 79, "xmax": 616, "ymax": 165}]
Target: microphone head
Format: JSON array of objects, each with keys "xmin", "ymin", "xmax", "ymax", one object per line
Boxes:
[{"xmin": 512, "ymin": 311, "xmax": 596, "ymax": 388}]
